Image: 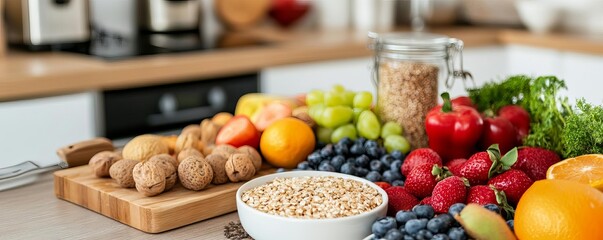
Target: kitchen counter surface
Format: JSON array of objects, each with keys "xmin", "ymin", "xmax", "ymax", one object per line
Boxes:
[
  {"xmin": 1, "ymin": 27, "xmax": 603, "ymax": 101},
  {"xmin": 1, "ymin": 172, "xmax": 237, "ymax": 239}
]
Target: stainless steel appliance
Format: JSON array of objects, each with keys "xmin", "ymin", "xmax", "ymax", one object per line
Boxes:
[
  {"xmin": 5, "ymin": 0, "xmax": 89, "ymax": 46},
  {"xmin": 140, "ymin": 0, "xmax": 201, "ymax": 32}
]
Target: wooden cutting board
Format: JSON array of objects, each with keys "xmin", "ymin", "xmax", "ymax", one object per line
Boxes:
[{"xmin": 54, "ymin": 165, "xmax": 275, "ymax": 233}]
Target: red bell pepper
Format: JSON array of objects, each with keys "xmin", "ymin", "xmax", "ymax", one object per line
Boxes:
[{"xmin": 426, "ymin": 93, "xmax": 484, "ymax": 161}]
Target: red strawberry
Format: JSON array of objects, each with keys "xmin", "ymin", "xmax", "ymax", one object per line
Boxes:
[
  {"xmin": 446, "ymin": 158, "xmax": 466, "ymax": 176},
  {"xmin": 466, "ymin": 185, "xmax": 497, "ymax": 205},
  {"xmin": 420, "ymin": 196, "xmax": 432, "ymax": 205},
  {"xmin": 458, "ymin": 145, "xmax": 517, "ymax": 185},
  {"xmin": 488, "ymin": 169, "xmax": 533, "ymax": 205},
  {"xmin": 405, "ymin": 164, "xmax": 451, "ymax": 198},
  {"xmin": 512, "ymin": 147, "xmax": 561, "ymax": 181},
  {"xmin": 374, "ymin": 181, "xmax": 392, "ymax": 190},
  {"xmin": 385, "ymin": 186, "xmax": 419, "ymax": 216},
  {"xmin": 401, "ymin": 148, "xmax": 443, "ymax": 177},
  {"xmin": 431, "ymin": 176, "xmax": 469, "ymax": 213}
]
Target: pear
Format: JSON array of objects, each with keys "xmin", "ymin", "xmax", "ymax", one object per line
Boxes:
[{"xmin": 454, "ymin": 203, "xmax": 516, "ymax": 240}]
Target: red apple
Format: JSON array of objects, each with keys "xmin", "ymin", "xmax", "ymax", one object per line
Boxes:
[
  {"xmin": 215, "ymin": 115, "xmax": 261, "ymax": 148},
  {"xmin": 269, "ymin": 0, "xmax": 311, "ymax": 27},
  {"xmin": 253, "ymin": 102, "xmax": 293, "ymax": 132}
]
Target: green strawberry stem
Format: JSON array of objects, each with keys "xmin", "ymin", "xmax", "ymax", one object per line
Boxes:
[
  {"xmin": 492, "ymin": 185, "xmax": 515, "ymax": 219},
  {"xmin": 431, "ymin": 164, "xmax": 453, "ymax": 181},
  {"xmin": 487, "ymin": 145, "xmax": 519, "ymax": 178}
]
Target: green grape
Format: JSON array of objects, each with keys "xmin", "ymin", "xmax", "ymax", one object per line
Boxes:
[
  {"xmin": 381, "ymin": 121, "xmax": 404, "ymax": 139},
  {"xmin": 353, "ymin": 91, "xmax": 373, "ymax": 109},
  {"xmin": 306, "ymin": 90, "xmax": 324, "ymax": 106},
  {"xmin": 356, "ymin": 110, "xmax": 381, "ymax": 140},
  {"xmin": 331, "ymin": 124, "xmax": 357, "ymax": 143},
  {"xmin": 321, "ymin": 106, "xmax": 353, "ymax": 128},
  {"xmin": 384, "ymin": 135, "xmax": 411, "ymax": 154},
  {"xmin": 308, "ymin": 104, "xmax": 326, "ymax": 126},
  {"xmin": 332, "ymin": 84, "xmax": 345, "ymax": 93},
  {"xmin": 324, "ymin": 92, "xmax": 345, "ymax": 107},
  {"xmin": 352, "ymin": 108, "xmax": 363, "ymax": 124},
  {"xmin": 343, "ymin": 91, "xmax": 356, "ymax": 107},
  {"xmin": 317, "ymin": 127, "xmax": 334, "ymax": 144}
]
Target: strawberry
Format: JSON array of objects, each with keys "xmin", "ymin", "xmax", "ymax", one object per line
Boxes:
[
  {"xmin": 420, "ymin": 196, "xmax": 432, "ymax": 205},
  {"xmin": 405, "ymin": 164, "xmax": 451, "ymax": 198},
  {"xmin": 446, "ymin": 158, "xmax": 466, "ymax": 176},
  {"xmin": 458, "ymin": 144, "xmax": 517, "ymax": 185},
  {"xmin": 431, "ymin": 176, "xmax": 469, "ymax": 213},
  {"xmin": 374, "ymin": 181, "xmax": 392, "ymax": 190},
  {"xmin": 466, "ymin": 185, "xmax": 497, "ymax": 205},
  {"xmin": 385, "ymin": 186, "xmax": 420, "ymax": 216},
  {"xmin": 512, "ymin": 147, "xmax": 561, "ymax": 181},
  {"xmin": 401, "ymin": 148, "xmax": 443, "ymax": 177},
  {"xmin": 488, "ymin": 169, "xmax": 533, "ymax": 205}
]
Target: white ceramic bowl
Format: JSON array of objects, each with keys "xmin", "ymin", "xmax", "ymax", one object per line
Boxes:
[
  {"xmin": 515, "ymin": 0, "xmax": 561, "ymax": 34},
  {"xmin": 236, "ymin": 171, "xmax": 388, "ymax": 240}
]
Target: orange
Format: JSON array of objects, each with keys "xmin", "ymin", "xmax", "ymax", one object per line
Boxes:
[
  {"xmin": 515, "ymin": 179, "xmax": 603, "ymax": 240},
  {"xmin": 260, "ymin": 117, "xmax": 315, "ymax": 168},
  {"xmin": 546, "ymin": 154, "xmax": 603, "ymax": 185}
]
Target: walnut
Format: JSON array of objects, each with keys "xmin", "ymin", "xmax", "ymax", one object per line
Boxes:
[
  {"xmin": 175, "ymin": 133, "xmax": 200, "ymax": 155},
  {"xmin": 89, "ymin": 151, "xmax": 122, "ymax": 178},
  {"xmin": 148, "ymin": 154, "xmax": 178, "ymax": 191},
  {"xmin": 178, "ymin": 156, "xmax": 214, "ymax": 191},
  {"xmin": 109, "ymin": 159, "xmax": 138, "ymax": 188},
  {"xmin": 237, "ymin": 146, "xmax": 262, "ymax": 172},
  {"xmin": 213, "ymin": 144, "xmax": 237, "ymax": 159},
  {"xmin": 133, "ymin": 161, "xmax": 166, "ymax": 197},
  {"xmin": 205, "ymin": 153, "xmax": 229, "ymax": 184},
  {"xmin": 181, "ymin": 124, "xmax": 202, "ymax": 137},
  {"xmin": 225, "ymin": 153, "xmax": 256, "ymax": 182},
  {"xmin": 122, "ymin": 134, "xmax": 169, "ymax": 162},
  {"xmin": 211, "ymin": 112, "xmax": 233, "ymax": 127},
  {"xmin": 177, "ymin": 148, "xmax": 204, "ymax": 164},
  {"xmin": 203, "ymin": 144, "xmax": 215, "ymax": 156},
  {"xmin": 293, "ymin": 111, "xmax": 316, "ymax": 129},
  {"xmin": 201, "ymin": 119, "xmax": 220, "ymax": 145}
]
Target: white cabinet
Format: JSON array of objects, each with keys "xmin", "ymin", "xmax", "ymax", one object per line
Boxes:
[
  {"xmin": 0, "ymin": 92, "xmax": 98, "ymax": 168},
  {"xmin": 562, "ymin": 52, "xmax": 603, "ymax": 104}
]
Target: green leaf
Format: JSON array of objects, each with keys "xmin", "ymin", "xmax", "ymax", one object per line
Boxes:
[{"xmin": 500, "ymin": 147, "xmax": 518, "ymax": 167}]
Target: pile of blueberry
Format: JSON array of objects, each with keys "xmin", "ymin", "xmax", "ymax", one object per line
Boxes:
[
  {"xmin": 371, "ymin": 204, "xmax": 468, "ymax": 240},
  {"xmin": 295, "ymin": 137, "xmax": 406, "ymax": 184}
]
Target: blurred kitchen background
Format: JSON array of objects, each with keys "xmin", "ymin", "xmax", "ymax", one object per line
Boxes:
[{"xmin": 1, "ymin": 0, "xmax": 603, "ymax": 168}]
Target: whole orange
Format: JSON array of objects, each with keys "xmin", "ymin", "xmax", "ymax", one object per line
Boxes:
[
  {"xmin": 260, "ymin": 117, "xmax": 315, "ymax": 168},
  {"xmin": 515, "ymin": 179, "xmax": 603, "ymax": 240}
]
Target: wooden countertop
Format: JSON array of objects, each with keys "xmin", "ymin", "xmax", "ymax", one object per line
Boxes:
[{"xmin": 1, "ymin": 27, "xmax": 602, "ymax": 101}]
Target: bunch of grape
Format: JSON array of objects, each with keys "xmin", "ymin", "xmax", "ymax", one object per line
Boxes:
[{"xmin": 306, "ymin": 85, "xmax": 411, "ymax": 154}]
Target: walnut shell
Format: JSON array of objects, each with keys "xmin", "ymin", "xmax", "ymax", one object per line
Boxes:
[
  {"xmin": 201, "ymin": 119, "xmax": 220, "ymax": 145},
  {"xmin": 161, "ymin": 135, "xmax": 178, "ymax": 155},
  {"xmin": 213, "ymin": 144, "xmax": 237, "ymax": 159},
  {"xmin": 133, "ymin": 161, "xmax": 166, "ymax": 197},
  {"xmin": 293, "ymin": 112, "xmax": 316, "ymax": 129},
  {"xmin": 109, "ymin": 159, "xmax": 138, "ymax": 188},
  {"xmin": 178, "ymin": 156, "xmax": 214, "ymax": 191},
  {"xmin": 203, "ymin": 144, "xmax": 215, "ymax": 156},
  {"xmin": 177, "ymin": 148, "xmax": 204, "ymax": 164},
  {"xmin": 181, "ymin": 124, "xmax": 202, "ymax": 137},
  {"xmin": 225, "ymin": 153, "xmax": 256, "ymax": 182},
  {"xmin": 205, "ymin": 153, "xmax": 229, "ymax": 184},
  {"xmin": 148, "ymin": 154, "xmax": 178, "ymax": 191},
  {"xmin": 237, "ymin": 146, "xmax": 262, "ymax": 172},
  {"xmin": 122, "ymin": 134, "xmax": 169, "ymax": 162},
  {"xmin": 175, "ymin": 133, "xmax": 201, "ymax": 155},
  {"xmin": 211, "ymin": 112, "xmax": 233, "ymax": 127},
  {"xmin": 89, "ymin": 151, "xmax": 122, "ymax": 177}
]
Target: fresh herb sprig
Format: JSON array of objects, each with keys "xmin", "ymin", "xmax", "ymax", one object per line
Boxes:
[{"xmin": 561, "ymin": 100, "xmax": 603, "ymax": 158}]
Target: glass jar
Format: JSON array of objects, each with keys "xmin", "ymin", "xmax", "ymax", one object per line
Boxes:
[{"xmin": 369, "ymin": 32, "xmax": 470, "ymax": 148}]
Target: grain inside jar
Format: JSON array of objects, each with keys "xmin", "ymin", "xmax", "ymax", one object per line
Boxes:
[{"xmin": 377, "ymin": 60, "xmax": 439, "ymax": 148}]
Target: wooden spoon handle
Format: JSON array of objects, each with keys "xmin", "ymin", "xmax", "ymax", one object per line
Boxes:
[{"xmin": 56, "ymin": 138, "xmax": 114, "ymax": 168}]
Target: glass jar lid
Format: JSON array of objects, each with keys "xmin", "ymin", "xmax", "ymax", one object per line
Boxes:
[{"xmin": 368, "ymin": 32, "xmax": 452, "ymax": 53}]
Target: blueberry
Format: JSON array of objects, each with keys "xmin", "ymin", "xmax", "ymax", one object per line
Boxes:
[
  {"xmin": 346, "ymin": 158, "xmax": 356, "ymax": 166},
  {"xmin": 404, "ymin": 219, "xmax": 427, "ymax": 234},
  {"xmin": 415, "ymin": 229, "xmax": 432, "ymax": 240},
  {"xmin": 391, "ymin": 150, "xmax": 405, "ymax": 160},
  {"xmin": 427, "ymin": 217, "xmax": 447, "ymax": 234},
  {"xmin": 355, "ymin": 167, "xmax": 369, "ymax": 177},
  {"xmin": 339, "ymin": 137, "xmax": 353, "ymax": 146},
  {"xmin": 366, "ymin": 171, "xmax": 382, "ymax": 182},
  {"xmin": 447, "ymin": 227, "xmax": 467, "ymax": 240},
  {"xmin": 340, "ymin": 163, "xmax": 356, "ymax": 175},
  {"xmin": 436, "ymin": 213, "xmax": 454, "ymax": 228},
  {"xmin": 412, "ymin": 205, "xmax": 435, "ymax": 219},
  {"xmin": 307, "ymin": 153, "xmax": 323, "ymax": 167},
  {"xmin": 297, "ymin": 161, "xmax": 311, "ymax": 170},
  {"xmin": 484, "ymin": 203, "xmax": 501, "ymax": 214},
  {"xmin": 370, "ymin": 160, "xmax": 384, "ymax": 172},
  {"xmin": 390, "ymin": 160, "xmax": 403, "ymax": 172},
  {"xmin": 372, "ymin": 217, "xmax": 397, "ymax": 238},
  {"xmin": 395, "ymin": 210, "xmax": 417, "ymax": 225},
  {"xmin": 383, "ymin": 228, "xmax": 404, "ymax": 240},
  {"xmin": 366, "ymin": 147, "xmax": 381, "ymax": 159},
  {"xmin": 320, "ymin": 144, "xmax": 334, "ymax": 158},
  {"xmin": 506, "ymin": 219, "xmax": 514, "ymax": 232},
  {"xmin": 350, "ymin": 144, "xmax": 365, "ymax": 156},
  {"xmin": 276, "ymin": 168, "xmax": 286, "ymax": 173},
  {"xmin": 392, "ymin": 179, "xmax": 405, "ymax": 187},
  {"xmin": 318, "ymin": 162, "xmax": 336, "ymax": 172},
  {"xmin": 383, "ymin": 170, "xmax": 401, "ymax": 182},
  {"xmin": 380, "ymin": 154, "xmax": 395, "ymax": 166},
  {"xmin": 403, "ymin": 235, "xmax": 414, "ymax": 240},
  {"xmin": 330, "ymin": 155, "xmax": 345, "ymax": 171},
  {"xmin": 356, "ymin": 137, "xmax": 367, "ymax": 145},
  {"xmin": 448, "ymin": 203, "xmax": 466, "ymax": 216},
  {"xmin": 432, "ymin": 233, "xmax": 450, "ymax": 240},
  {"xmin": 355, "ymin": 155, "xmax": 371, "ymax": 168},
  {"xmin": 334, "ymin": 143, "xmax": 349, "ymax": 156},
  {"xmin": 364, "ymin": 140, "xmax": 379, "ymax": 149},
  {"xmin": 379, "ymin": 147, "xmax": 387, "ymax": 156}
]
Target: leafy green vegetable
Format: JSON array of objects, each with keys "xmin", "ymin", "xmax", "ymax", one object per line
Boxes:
[{"xmin": 561, "ymin": 99, "xmax": 603, "ymax": 158}]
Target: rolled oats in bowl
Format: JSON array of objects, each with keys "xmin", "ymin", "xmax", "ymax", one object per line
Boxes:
[{"xmin": 241, "ymin": 176, "xmax": 383, "ymax": 219}]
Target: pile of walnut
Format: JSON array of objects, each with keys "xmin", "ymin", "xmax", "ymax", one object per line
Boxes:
[{"xmin": 88, "ymin": 112, "xmax": 262, "ymax": 197}]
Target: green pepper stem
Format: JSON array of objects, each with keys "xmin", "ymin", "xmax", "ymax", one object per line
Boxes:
[{"xmin": 441, "ymin": 92, "xmax": 453, "ymax": 113}]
